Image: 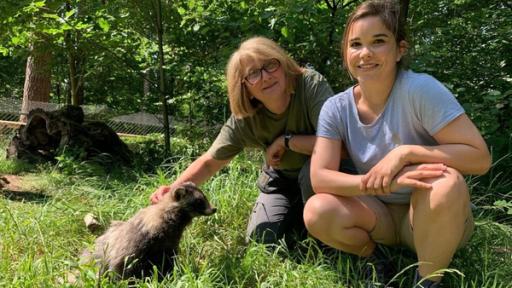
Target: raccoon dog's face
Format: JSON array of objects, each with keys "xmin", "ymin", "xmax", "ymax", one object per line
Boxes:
[{"xmin": 171, "ymin": 182, "xmax": 217, "ymax": 217}]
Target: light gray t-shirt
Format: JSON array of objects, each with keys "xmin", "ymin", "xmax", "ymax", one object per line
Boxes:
[{"xmin": 317, "ymin": 70, "xmax": 464, "ymax": 203}]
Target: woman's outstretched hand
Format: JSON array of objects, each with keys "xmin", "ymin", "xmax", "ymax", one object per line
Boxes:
[{"xmin": 150, "ymin": 185, "xmax": 171, "ymax": 204}]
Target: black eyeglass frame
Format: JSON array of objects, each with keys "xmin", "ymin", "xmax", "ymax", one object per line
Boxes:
[{"xmin": 243, "ymin": 58, "xmax": 281, "ymax": 85}]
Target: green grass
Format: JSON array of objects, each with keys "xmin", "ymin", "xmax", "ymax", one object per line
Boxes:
[{"xmin": 0, "ymin": 134, "xmax": 511, "ymax": 287}]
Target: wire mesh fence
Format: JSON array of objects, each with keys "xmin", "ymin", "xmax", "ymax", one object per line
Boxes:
[{"xmin": 0, "ymin": 98, "xmax": 168, "ymax": 136}]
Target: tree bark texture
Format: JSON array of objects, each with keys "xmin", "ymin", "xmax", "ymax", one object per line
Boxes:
[{"xmin": 20, "ymin": 42, "xmax": 52, "ymax": 123}]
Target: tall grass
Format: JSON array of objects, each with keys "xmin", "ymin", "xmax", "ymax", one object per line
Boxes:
[{"xmin": 0, "ymin": 134, "xmax": 511, "ymax": 287}]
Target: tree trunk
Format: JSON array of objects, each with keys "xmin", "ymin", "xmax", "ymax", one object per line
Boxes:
[
  {"xmin": 66, "ymin": 32, "xmax": 79, "ymax": 105},
  {"xmin": 155, "ymin": 0, "xmax": 171, "ymax": 156},
  {"xmin": 68, "ymin": 33, "xmax": 85, "ymax": 106},
  {"xmin": 143, "ymin": 68, "xmax": 151, "ymax": 98},
  {"xmin": 320, "ymin": 0, "xmax": 359, "ymax": 75},
  {"xmin": 20, "ymin": 42, "xmax": 52, "ymax": 123},
  {"xmin": 400, "ymin": 0, "xmax": 410, "ymax": 29},
  {"xmin": 65, "ymin": 1, "xmax": 85, "ymax": 106}
]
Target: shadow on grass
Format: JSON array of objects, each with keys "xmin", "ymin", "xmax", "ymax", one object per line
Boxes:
[{"xmin": 0, "ymin": 188, "xmax": 50, "ymax": 203}]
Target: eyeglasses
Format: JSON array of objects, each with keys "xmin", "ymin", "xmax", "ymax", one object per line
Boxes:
[{"xmin": 244, "ymin": 58, "xmax": 281, "ymax": 85}]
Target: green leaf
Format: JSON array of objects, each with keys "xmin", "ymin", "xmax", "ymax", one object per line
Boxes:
[
  {"xmin": 22, "ymin": 1, "xmax": 46, "ymax": 13},
  {"xmin": 65, "ymin": 9, "xmax": 76, "ymax": 19},
  {"xmin": 62, "ymin": 23, "xmax": 73, "ymax": 31},
  {"xmin": 0, "ymin": 46, "xmax": 8, "ymax": 56},
  {"xmin": 75, "ymin": 22, "xmax": 92, "ymax": 30},
  {"xmin": 43, "ymin": 28, "xmax": 62, "ymax": 35},
  {"xmin": 494, "ymin": 201, "xmax": 512, "ymax": 214},
  {"xmin": 42, "ymin": 13, "xmax": 60, "ymax": 20},
  {"xmin": 280, "ymin": 26, "xmax": 288, "ymax": 38},
  {"xmin": 488, "ymin": 90, "xmax": 501, "ymax": 97},
  {"xmin": 34, "ymin": 1, "xmax": 46, "ymax": 8},
  {"xmin": 98, "ymin": 18, "xmax": 110, "ymax": 32},
  {"xmin": 10, "ymin": 36, "xmax": 22, "ymax": 45}
]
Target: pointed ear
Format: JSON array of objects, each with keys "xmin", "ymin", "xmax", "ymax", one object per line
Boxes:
[{"xmin": 173, "ymin": 186, "xmax": 187, "ymax": 201}]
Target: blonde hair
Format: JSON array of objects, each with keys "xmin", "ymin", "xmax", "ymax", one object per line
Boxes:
[
  {"xmin": 341, "ymin": 0, "xmax": 408, "ymax": 73},
  {"xmin": 226, "ymin": 36, "xmax": 303, "ymax": 118}
]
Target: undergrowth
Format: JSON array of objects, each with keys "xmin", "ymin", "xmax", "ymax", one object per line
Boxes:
[{"xmin": 0, "ymin": 131, "xmax": 511, "ymax": 287}]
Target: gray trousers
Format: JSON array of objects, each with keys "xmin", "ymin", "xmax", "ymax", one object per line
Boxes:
[
  {"xmin": 245, "ymin": 160, "xmax": 314, "ymax": 246},
  {"xmin": 245, "ymin": 159, "xmax": 356, "ymax": 246}
]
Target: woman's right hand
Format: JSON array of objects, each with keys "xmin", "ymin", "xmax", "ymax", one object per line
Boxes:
[
  {"xmin": 360, "ymin": 146, "xmax": 407, "ymax": 195},
  {"xmin": 265, "ymin": 135, "xmax": 286, "ymax": 168},
  {"xmin": 150, "ymin": 185, "xmax": 172, "ymax": 204}
]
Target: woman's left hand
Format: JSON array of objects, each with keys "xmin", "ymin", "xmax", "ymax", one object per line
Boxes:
[
  {"xmin": 361, "ymin": 146, "xmax": 407, "ymax": 195},
  {"xmin": 266, "ymin": 135, "xmax": 286, "ymax": 168}
]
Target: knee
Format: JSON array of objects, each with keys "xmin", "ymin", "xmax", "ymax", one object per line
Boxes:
[
  {"xmin": 413, "ymin": 167, "xmax": 469, "ymax": 214},
  {"xmin": 246, "ymin": 199, "xmax": 287, "ymax": 245},
  {"xmin": 246, "ymin": 222, "xmax": 283, "ymax": 245},
  {"xmin": 303, "ymin": 194, "xmax": 347, "ymax": 234},
  {"xmin": 304, "ymin": 194, "xmax": 328, "ymax": 228},
  {"xmin": 434, "ymin": 168, "xmax": 468, "ymax": 207}
]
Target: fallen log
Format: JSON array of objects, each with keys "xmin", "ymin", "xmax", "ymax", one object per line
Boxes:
[{"xmin": 6, "ymin": 105, "xmax": 133, "ymax": 166}]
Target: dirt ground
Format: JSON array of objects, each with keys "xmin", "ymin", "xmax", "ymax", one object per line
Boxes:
[{"xmin": 0, "ymin": 174, "xmax": 24, "ymax": 191}]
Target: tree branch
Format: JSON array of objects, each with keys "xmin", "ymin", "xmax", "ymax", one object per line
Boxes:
[
  {"xmin": 42, "ymin": 5, "xmax": 158, "ymax": 88},
  {"xmin": 324, "ymin": 0, "xmax": 333, "ymax": 10},
  {"xmin": 342, "ymin": 0, "xmax": 359, "ymax": 8}
]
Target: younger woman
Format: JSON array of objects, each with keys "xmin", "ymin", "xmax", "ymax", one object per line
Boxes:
[{"xmin": 303, "ymin": 1, "xmax": 491, "ymax": 287}]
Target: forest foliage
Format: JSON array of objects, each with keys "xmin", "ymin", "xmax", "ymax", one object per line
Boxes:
[
  {"xmin": 0, "ymin": 0, "xmax": 511, "ymax": 150},
  {"xmin": 0, "ymin": 1, "xmax": 511, "ymax": 286}
]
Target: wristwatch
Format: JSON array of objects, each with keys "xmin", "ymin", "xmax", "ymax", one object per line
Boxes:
[{"xmin": 284, "ymin": 132, "xmax": 293, "ymax": 150}]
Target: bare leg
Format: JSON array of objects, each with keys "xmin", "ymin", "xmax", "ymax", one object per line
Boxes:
[
  {"xmin": 410, "ymin": 167, "xmax": 470, "ymax": 282},
  {"xmin": 303, "ymin": 193, "xmax": 379, "ymax": 256}
]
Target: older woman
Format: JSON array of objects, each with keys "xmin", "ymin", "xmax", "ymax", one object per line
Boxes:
[{"xmin": 151, "ymin": 36, "xmax": 334, "ymax": 246}]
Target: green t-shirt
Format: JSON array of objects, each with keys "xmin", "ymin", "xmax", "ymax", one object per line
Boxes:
[{"xmin": 207, "ymin": 69, "xmax": 334, "ymax": 178}]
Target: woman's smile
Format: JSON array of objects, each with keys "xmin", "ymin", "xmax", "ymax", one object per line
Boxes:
[
  {"xmin": 262, "ymin": 81, "xmax": 279, "ymax": 91},
  {"xmin": 357, "ymin": 63, "xmax": 379, "ymax": 71}
]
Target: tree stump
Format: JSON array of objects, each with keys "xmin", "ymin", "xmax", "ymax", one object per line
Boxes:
[
  {"xmin": 6, "ymin": 105, "xmax": 133, "ymax": 166},
  {"xmin": 0, "ymin": 176, "xmax": 9, "ymax": 189}
]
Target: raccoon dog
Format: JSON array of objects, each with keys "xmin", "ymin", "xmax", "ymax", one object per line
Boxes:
[{"xmin": 87, "ymin": 182, "xmax": 216, "ymax": 279}]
